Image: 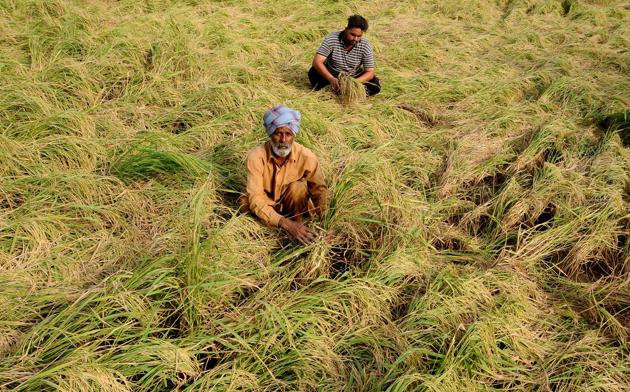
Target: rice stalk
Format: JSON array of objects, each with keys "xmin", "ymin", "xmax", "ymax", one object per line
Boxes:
[
  {"xmin": 338, "ymin": 72, "xmax": 366, "ymax": 105},
  {"xmin": 1, "ymin": 0, "xmax": 629, "ymax": 390}
]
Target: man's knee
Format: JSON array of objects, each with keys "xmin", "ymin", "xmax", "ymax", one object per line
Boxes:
[
  {"xmin": 285, "ymin": 181, "xmax": 308, "ymax": 200},
  {"xmin": 308, "ymin": 67, "xmax": 326, "ymax": 90},
  {"xmin": 366, "ymin": 76, "xmax": 381, "ymax": 96},
  {"xmin": 280, "ymin": 181, "xmax": 309, "ymax": 218}
]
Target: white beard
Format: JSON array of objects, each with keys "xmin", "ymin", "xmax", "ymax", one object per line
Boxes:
[{"xmin": 271, "ymin": 141, "xmax": 292, "ymax": 157}]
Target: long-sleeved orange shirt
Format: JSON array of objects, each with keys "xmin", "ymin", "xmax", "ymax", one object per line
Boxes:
[{"xmin": 246, "ymin": 141, "xmax": 327, "ymax": 226}]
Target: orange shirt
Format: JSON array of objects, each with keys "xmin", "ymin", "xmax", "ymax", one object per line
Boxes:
[{"xmin": 246, "ymin": 141, "xmax": 327, "ymax": 226}]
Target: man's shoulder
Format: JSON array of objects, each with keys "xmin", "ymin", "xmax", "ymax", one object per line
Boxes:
[
  {"xmin": 294, "ymin": 142, "xmax": 319, "ymax": 162},
  {"xmin": 323, "ymin": 30, "xmax": 342, "ymax": 41},
  {"xmin": 359, "ymin": 36, "xmax": 373, "ymax": 50},
  {"xmin": 247, "ymin": 143, "xmax": 268, "ymax": 161}
]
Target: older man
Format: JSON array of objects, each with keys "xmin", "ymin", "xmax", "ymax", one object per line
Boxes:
[
  {"xmin": 308, "ymin": 15, "xmax": 381, "ymax": 96},
  {"xmin": 243, "ymin": 105, "xmax": 327, "ymax": 245}
]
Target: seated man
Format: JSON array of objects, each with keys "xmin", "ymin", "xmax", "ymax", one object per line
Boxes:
[
  {"xmin": 308, "ymin": 14, "xmax": 381, "ymax": 96},
  {"xmin": 243, "ymin": 104, "xmax": 327, "ymax": 245}
]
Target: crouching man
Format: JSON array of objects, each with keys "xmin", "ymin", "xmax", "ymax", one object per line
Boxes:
[
  {"xmin": 308, "ymin": 14, "xmax": 381, "ymax": 96},
  {"xmin": 242, "ymin": 104, "xmax": 327, "ymax": 245}
]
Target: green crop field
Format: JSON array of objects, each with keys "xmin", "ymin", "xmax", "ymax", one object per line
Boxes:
[{"xmin": 1, "ymin": 0, "xmax": 629, "ymax": 390}]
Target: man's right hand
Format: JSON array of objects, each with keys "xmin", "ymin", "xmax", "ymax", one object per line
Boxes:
[
  {"xmin": 279, "ymin": 218, "xmax": 317, "ymax": 245},
  {"xmin": 329, "ymin": 77, "xmax": 340, "ymax": 93}
]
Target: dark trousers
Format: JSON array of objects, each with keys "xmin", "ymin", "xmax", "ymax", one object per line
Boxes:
[{"xmin": 308, "ymin": 66, "xmax": 381, "ymax": 96}]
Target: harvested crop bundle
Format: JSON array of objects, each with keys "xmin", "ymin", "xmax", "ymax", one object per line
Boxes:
[{"xmin": 338, "ymin": 72, "xmax": 366, "ymax": 105}]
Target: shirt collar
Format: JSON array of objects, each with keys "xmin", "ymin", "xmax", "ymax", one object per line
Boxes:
[{"xmin": 265, "ymin": 141, "xmax": 299, "ymax": 165}]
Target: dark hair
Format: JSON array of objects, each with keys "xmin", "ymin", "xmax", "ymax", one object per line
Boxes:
[{"xmin": 347, "ymin": 15, "xmax": 368, "ymax": 31}]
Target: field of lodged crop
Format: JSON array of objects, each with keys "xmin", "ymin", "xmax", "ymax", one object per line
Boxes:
[{"xmin": 1, "ymin": 0, "xmax": 628, "ymax": 390}]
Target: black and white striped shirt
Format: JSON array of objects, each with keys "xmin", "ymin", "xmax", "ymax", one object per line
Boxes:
[{"xmin": 316, "ymin": 31, "xmax": 375, "ymax": 76}]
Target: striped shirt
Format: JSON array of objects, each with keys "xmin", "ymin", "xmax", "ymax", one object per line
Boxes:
[{"xmin": 316, "ymin": 31, "xmax": 375, "ymax": 76}]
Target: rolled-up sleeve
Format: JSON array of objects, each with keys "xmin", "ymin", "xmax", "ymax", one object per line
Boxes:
[{"xmin": 246, "ymin": 151, "xmax": 282, "ymax": 227}]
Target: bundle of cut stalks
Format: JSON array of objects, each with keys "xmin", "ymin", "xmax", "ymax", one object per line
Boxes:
[
  {"xmin": 338, "ymin": 72, "xmax": 366, "ymax": 105},
  {"xmin": 297, "ymin": 240, "xmax": 331, "ymax": 284}
]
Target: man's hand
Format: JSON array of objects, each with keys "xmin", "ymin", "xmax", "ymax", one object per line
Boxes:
[
  {"xmin": 313, "ymin": 54, "xmax": 338, "ymax": 93},
  {"xmin": 329, "ymin": 77, "xmax": 340, "ymax": 93},
  {"xmin": 280, "ymin": 218, "xmax": 317, "ymax": 245}
]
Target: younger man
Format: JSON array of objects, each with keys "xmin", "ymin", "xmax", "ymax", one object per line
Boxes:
[{"xmin": 308, "ymin": 15, "xmax": 381, "ymax": 96}]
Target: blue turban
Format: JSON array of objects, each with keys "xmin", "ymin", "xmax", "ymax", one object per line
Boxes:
[{"xmin": 263, "ymin": 104, "xmax": 301, "ymax": 136}]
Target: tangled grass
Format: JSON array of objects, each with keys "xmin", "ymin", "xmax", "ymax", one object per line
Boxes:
[
  {"xmin": 1, "ymin": 0, "xmax": 629, "ymax": 391},
  {"xmin": 338, "ymin": 72, "xmax": 366, "ymax": 105}
]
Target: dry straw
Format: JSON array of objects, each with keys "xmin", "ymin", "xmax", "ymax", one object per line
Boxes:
[
  {"xmin": 2, "ymin": 0, "xmax": 629, "ymax": 390},
  {"xmin": 338, "ymin": 72, "xmax": 366, "ymax": 105}
]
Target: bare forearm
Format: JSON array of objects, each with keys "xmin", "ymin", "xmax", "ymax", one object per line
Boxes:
[
  {"xmin": 313, "ymin": 61, "xmax": 334, "ymax": 82},
  {"xmin": 356, "ymin": 69, "xmax": 375, "ymax": 83},
  {"xmin": 279, "ymin": 217, "xmax": 290, "ymax": 231}
]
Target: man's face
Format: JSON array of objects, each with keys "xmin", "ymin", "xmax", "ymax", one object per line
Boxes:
[
  {"xmin": 342, "ymin": 27, "xmax": 364, "ymax": 47},
  {"xmin": 270, "ymin": 126, "xmax": 294, "ymax": 158}
]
